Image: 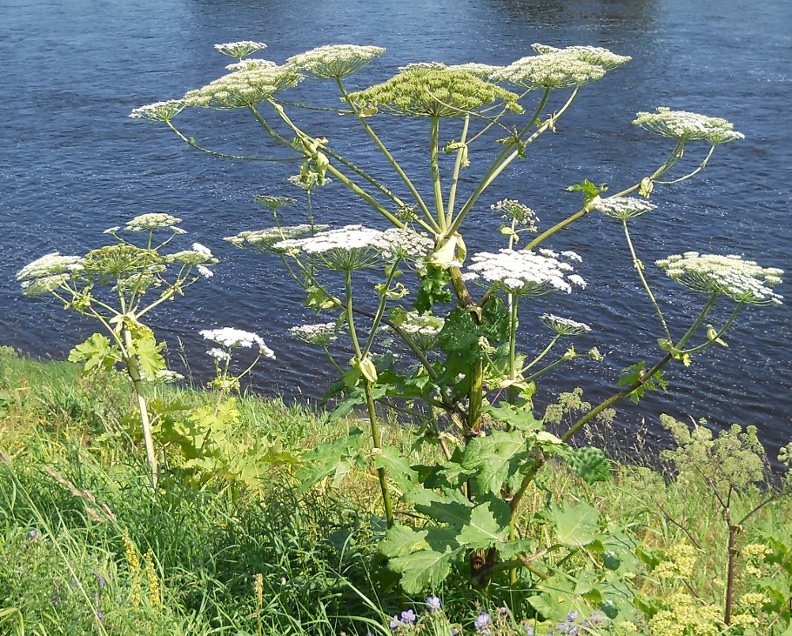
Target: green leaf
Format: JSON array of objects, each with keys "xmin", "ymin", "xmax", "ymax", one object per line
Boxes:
[
  {"xmin": 456, "ymin": 500, "xmax": 511, "ymax": 549},
  {"xmin": 567, "ymin": 446, "xmax": 611, "ymax": 484},
  {"xmin": 130, "ymin": 331, "xmax": 165, "ymax": 379},
  {"xmin": 297, "ymin": 428, "xmax": 367, "ymax": 491},
  {"xmin": 437, "ymin": 307, "xmax": 480, "ymax": 354},
  {"xmin": 68, "ymin": 332, "xmax": 121, "ymax": 373},
  {"xmin": 461, "ymin": 430, "xmax": 529, "ymax": 497},
  {"xmin": 483, "ymin": 402, "xmax": 542, "ymax": 432},
  {"xmin": 381, "ymin": 524, "xmax": 461, "ymax": 594},
  {"xmin": 373, "ymin": 446, "xmax": 417, "ymax": 493},
  {"xmin": 551, "ymin": 502, "xmax": 600, "ymax": 546}
]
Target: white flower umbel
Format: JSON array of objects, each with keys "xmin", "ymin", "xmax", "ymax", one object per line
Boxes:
[
  {"xmin": 125, "ymin": 213, "xmax": 183, "ymax": 232},
  {"xmin": 540, "ymin": 313, "xmax": 592, "ymax": 336},
  {"xmin": 207, "ymin": 348, "xmax": 231, "ymax": 361},
  {"xmin": 492, "ymin": 44, "xmax": 630, "ymax": 90},
  {"xmin": 462, "ymin": 248, "xmax": 586, "ymax": 296},
  {"xmin": 289, "ymin": 322, "xmax": 340, "ymax": 346},
  {"xmin": 225, "ymin": 59, "xmax": 277, "ymax": 71},
  {"xmin": 493, "ymin": 199, "xmax": 539, "ymax": 232},
  {"xmin": 214, "ymin": 41, "xmax": 268, "ymax": 59},
  {"xmin": 287, "ymin": 44, "xmax": 385, "ymax": 79},
  {"xmin": 448, "ymin": 63, "xmax": 504, "ymax": 80},
  {"xmin": 590, "ymin": 195, "xmax": 657, "ymax": 219},
  {"xmin": 200, "ymin": 327, "xmax": 276, "ymax": 358},
  {"xmin": 191, "ymin": 243, "xmax": 213, "ymax": 258},
  {"xmin": 166, "ymin": 249, "xmax": 217, "ymax": 266},
  {"xmin": 375, "ymin": 227, "xmax": 434, "ymax": 261},
  {"xmin": 225, "ymin": 224, "xmax": 329, "ymax": 253},
  {"xmin": 656, "ymin": 253, "xmax": 783, "ymax": 306},
  {"xmin": 633, "ymin": 107, "xmax": 744, "ymax": 144},
  {"xmin": 129, "ymin": 100, "xmax": 186, "ymax": 122},
  {"xmin": 273, "ymin": 224, "xmax": 385, "ymax": 270},
  {"xmin": 183, "ymin": 64, "xmax": 303, "ymax": 110},
  {"xmin": 17, "ymin": 253, "xmax": 85, "ymax": 282},
  {"xmin": 390, "ymin": 310, "xmax": 445, "ymax": 351},
  {"xmin": 20, "ymin": 274, "xmax": 71, "ymax": 297},
  {"xmin": 196, "ymin": 265, "xmax": 214, "ymax": 279}
]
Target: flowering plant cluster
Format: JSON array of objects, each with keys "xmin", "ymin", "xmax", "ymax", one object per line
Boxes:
[{"xmin": 125, "ymin": 39, "xmax": 784, "ymax": 628}]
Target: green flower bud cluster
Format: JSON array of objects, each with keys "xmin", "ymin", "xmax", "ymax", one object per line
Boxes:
[{"xmin": 349, "ymin": 63, "xmax": 522, "ymax": 118}]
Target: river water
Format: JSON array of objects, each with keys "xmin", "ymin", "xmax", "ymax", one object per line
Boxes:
[{"xmin": 1, "ymin": 0, "xmax": 790, "ymax": 457}]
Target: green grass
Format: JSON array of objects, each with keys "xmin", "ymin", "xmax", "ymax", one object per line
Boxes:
[{"xmin": 1, "ymin": 348, "xmax": 790, "ymax": 635}]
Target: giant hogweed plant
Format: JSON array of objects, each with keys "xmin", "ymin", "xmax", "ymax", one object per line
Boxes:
[
  {"xmin": 16, "ymin": 214, "xmax": 218, "ymax": 487},
  {"xmin": 130, "ymin": 42, "xmax": 784, "ymax": 597}
]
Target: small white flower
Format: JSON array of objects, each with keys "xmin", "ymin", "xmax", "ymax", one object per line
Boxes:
[
  {"xmin": 214, "ymin": 41, "xmax": 267, "ymax": 58},
  {"xmin": 17, "ymin": 253, "xmax": 85, "ymax": 282},
  {"xmin": 273, "ymin": 224, "xmax": 385, "ymax": 270},
  {"xmin": 200, "ymin": 327, "xmax": 276, "ymax": 358},
  {"xmin": 155, "ymin": 369, "xmax": 185, "ymax": 383},
  {"xmin": 540, "ymin": 313, "xmax": 591, "ymax": 336},
  {"xmin": 192, "ymin": 243, "xmax": 213, "ymax": 257},
  {"xmin": 634, "ymin": 107, "xmax": 744, "ymax": 144},
  {"xmin": 125, "ymin": 213, "xmax": 182, "ymax": 231},
  {"xmin": 129, "ymin": 100, "xmax": 185, "ymax": 122},
  {"xmin": 287, "ymin": 44, "xmax": 385, "ymax": 79},
  {"xmin": 103, "ymin": 226, "xmax": 121, "ymax": 234},
  {"xmin": 197, "ymin": 265, "xmax": 214, "ymax": 278},
  {"xmin": 590, "ymin": 195, "xmax": 657, "ymax": 219},
  {"xmin": 207, "ymin": 348, "xmax": 231, "ymax": 361},
  {"xmin": 289, "ymin": 322, "xmax": 340, "ymax": 345},
  {"xmin": 225, "ymin": 59, "xmax": 277, "ymax": 71},
  {"xmin": 657, "ymin": 252, "xmax": 783, "ymax": 305},
  {"xmin": 464, "ymin": 248, "xmax": 584, "ymax": 296}
]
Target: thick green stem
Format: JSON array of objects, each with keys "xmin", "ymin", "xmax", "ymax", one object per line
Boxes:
[
  {"xmin": 507, "ymin": 294, "xmax": 519, "ymax": 405},
  {"xmin": 166, "ymin": 121, "xmax": 300, "ymax": 162},
  {"xmin": 123, "ymin": 328, "xmax": 158, "ymax": 488},
  {"xmin": 429, "ymin": 117, "xmax": 446, "ymax": 230},
  {"xmin": 445, "ymin": 115, "xmax": 470, "ymax": 226}
]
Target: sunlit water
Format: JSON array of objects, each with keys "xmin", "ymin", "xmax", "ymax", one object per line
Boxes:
[{"xmin": 1, "ymin": 0, "xmax": 790, "ymax": 458}]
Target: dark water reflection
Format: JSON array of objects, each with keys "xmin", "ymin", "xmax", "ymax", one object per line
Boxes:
[{"xmin": 1, "ymin": 0, "xmax": 790, "ymax": 458}]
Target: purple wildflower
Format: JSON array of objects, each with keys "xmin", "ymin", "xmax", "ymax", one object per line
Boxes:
[
  {"xmin": 525, "ymin": 625, "xmax": 534, "ymax": 636},
  {"xmin": 28, "ymin": 529, "xmax": 41, "ymax": 540},
  {"xmin": 426, "ymin": 596, "xmax": 442, "ymax": 612},
  {"xmin": 566, "ymin": 611, "xmax": 579, "ymax": 623},
  {"xmin": 401, "ymin": 609, "xmax": 417, "ymax": 625},
  {"xmin": 475, "ymin": 612, "xmax": 492, "ymax": 632},
  {"xmin": 97, "ymin": 610, "xmax": 105, "ymax": 620},
  {"xmin": 390, "ymin": 615, "xmax": 400, "ymax": 630}
]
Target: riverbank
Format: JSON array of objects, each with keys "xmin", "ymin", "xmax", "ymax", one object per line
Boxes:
[{"xmin": 0, "ymin": 348, "xmax": 789, "ymax": 635}]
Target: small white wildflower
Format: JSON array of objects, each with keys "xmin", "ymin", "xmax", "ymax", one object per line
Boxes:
[
  {"xmin": 561, "ymin": 250, "xmax": 582, "ymax": 262},
  {"xmin": 540, "ymin": 313, "xmax": 591, "ymax": 336},
  {"xmin": 197, "ymin": 265, "xmax": 214, "ymax": 278},
  {"xmin": 274, "ymin": 224, "xmax": 385, "ymax": 270},
  {"xmin": 104, "ymin": 226, "xmax": 121, "ymax": 234},
  {"xmin": 375, "ymin": 227, "xmax": 434, "ymax": 261},
  {"xmin": 287, "ymin": 44, "xmax": 385, "ymax": 79},
  {"xmin": 183, "ymin": 63, "xmax": 302, "ymax": 109},
  {"xmin": 634, "ymin": 107, "xmax": 744, "ymax": 144},
  {"xmin": 225, "ymin": 59, "xmax": 277, "ymax": 71},
  {"xmin": 17, "ymin": 253, "xmax": 85, "ymax": 282},
  {"xmin": 226, "ymin": 224, "xmax": 329, "ymax": 253},
  {"xmin": 289, "ymin": 322, "xmax": 340, "ymax": 346},
  {"xmin": 192, "ymin": 243, "xmax": 213, "ymax": 257},
  {"xmin": 129, "ymin": 100, "xmax": 186, "ymax": 122},
  {"xmin": 21, "ymin": 274, "xmax": 71, "ymax": 297},
  {"xmin": 590, "ymin": 195, "xmax": 657, "ymax": 219},
  {"xmin": 166, "ymin": 250, "xmax": 217, "ymax": 265},
  {"xmin": 125, "ymin": 213, "xmax": 182, "ymax": 231},
  {"xmin": 492, "ymin": 199, "xmax": 539, "ymax": 232},
  {"xmin": 464, "ymin": 248, "xmax": 584, "ymax": 296},
  {"xmin": 214, "ymin": 41, "xmax": 268, "ymax": 59},
  {"xmin": 449, "ymin": 62, "xmax": 504, "ymax": 80},
  {"xmin": 200, "ymin": 327, "xmax": 276, "ymax": 358},
  {"xmin": 568, "ymin": 274, "xmax": 587, "ymax": 289},
  {"xmin": 155, "ymin": 369, "xmax": 184, "ymax": 383},
  {"xmin": 657, "ymin": 252, "xmax": 783, "ymax": 305},
  {"xmin": 207, "ymin": 348, "xmax": 231, "ymax": 361}
]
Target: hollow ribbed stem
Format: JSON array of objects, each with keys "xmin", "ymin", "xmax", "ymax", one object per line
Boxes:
[
  {"xmin": 123, "ymin": 328, "xmax": 158, "ymax": 488},
  {"xmin": 430, "ymin": 116, "xmax": 446, "ymax": 231},
  {"xmin": 445, "ymin": 115, "xmax": 470, "ymax": 226},
  {"xmin": 166, "ymin": 121, "xmax": 300, "ymax": 162}
]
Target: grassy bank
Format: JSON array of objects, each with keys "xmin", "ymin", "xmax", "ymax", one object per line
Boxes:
[{"xmin": 0, "ymin": 348, "xmax": 790, "ymax": 635}]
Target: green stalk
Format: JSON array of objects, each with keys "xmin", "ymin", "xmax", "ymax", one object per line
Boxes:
[
  {"xmin": 622, "ymin": 219, "xmax": 671, "ymax": 340},
  {"xmin": 445, "ymin": 115, "xmax": 470, "ymax": 226},
  {"xmin": 166, "ymin": 120, "xmax": 300, "ymax": 162},
  {"xmin": 337, "ymin": 78, "xmax": 435, "ymax": 226},
  {"xmin": 344, "ymin": 270, "xmax": 394, "ymax": 528},
  {"xmin": 429, "ymin": 116, "xmax": 446, "ymax": 230},
  {"xmin": 123, "ymin": 328, "xmax": 158, "ymax": 488},
  {"xmin": 527, "ymin": 140, "xmax": 686, "ymax": 251},
  {"xmin": 362, "ymin": 261, "xmax": 401, "ymax": 358},
  {"xmin": 562, "ymin": 292, "xmax": 720, "ymax": 443},
  {"xmin": 522, "ymin": 335, "xmax": 561, "ymax": 372},
  {"xmin": 507, "ymin": 294, "xmax": 520, "ymax": 405},
  {"xmin": 678, "ymin": 303, "xmax": 743, "ymax": 355}
]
